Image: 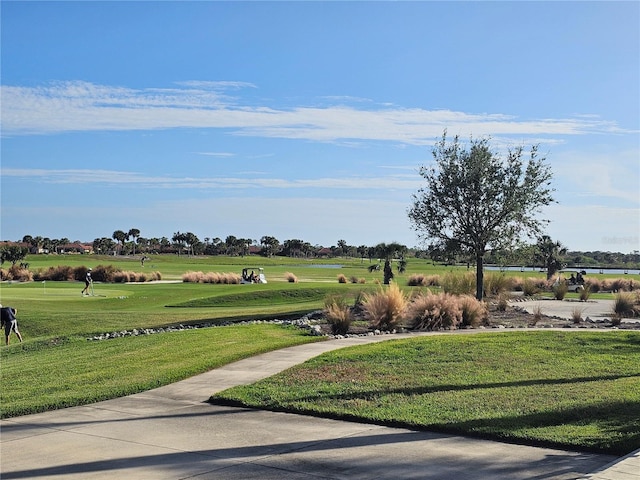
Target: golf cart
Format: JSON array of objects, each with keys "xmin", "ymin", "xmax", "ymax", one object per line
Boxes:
[
  {"xmin": 241, "ymin": 267, "xmax": 267, "ymax": 284},
  {"xmin": 554, "ymin": 269, "xmax": 586, "ymax": 292}
]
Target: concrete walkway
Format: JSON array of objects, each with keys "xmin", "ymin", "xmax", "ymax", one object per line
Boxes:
[
  {"xmin": 513, "ymin": 298, "xmax": 616, "ymax": 322},
  {"xmin": 2, "ymin": 329, "xmax": 638, "ymax": 479}
]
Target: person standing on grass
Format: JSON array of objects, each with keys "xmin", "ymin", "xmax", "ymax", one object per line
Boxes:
[
  {"xmin": 1, "ymin": 304, "xmax": 23, "ymax": 345},
  {"xmin": 82, "ymin": 268, "xmax": 92, "ymax": 296}
]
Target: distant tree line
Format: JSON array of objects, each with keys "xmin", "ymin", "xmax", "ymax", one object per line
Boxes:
[{"xmin": 2, "ymin": 231, "xmax": 638, "ymax": 272}]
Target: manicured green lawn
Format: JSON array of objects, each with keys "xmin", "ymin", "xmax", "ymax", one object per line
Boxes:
[
  {"xmin": 211, "ymin": 330, "xmax": 640, "ymax": 455},
  {"xmin": 2, "ymin": 254, "xmax": 637, "ymax": 456},
  {"xmin": 1, "ymin": 324, "xmax": 320, "ymax": 418}
]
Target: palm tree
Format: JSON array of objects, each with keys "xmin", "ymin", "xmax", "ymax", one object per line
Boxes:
[
  {"xmin": 337, "ymin": 239, "xmax": 348, "ymax": 257},
  {"xmin": 184, "ymin": 232, "xmax": 200, "ymax": 256},
  {"xmin": 128, "ymin": 228, "xmax": 140, "ymax": 255},
  {"xmin": 112, "ymin": 230, "xmax": 127, "ymax": 254},
  {"xmin": 375, "ymin": 242, "xmax": 407, "ymax": 284},
  {"xmin": 172, "ymin": 232, "xmax": 186, "ymax": 255},
  {"xmin": 260, "ymin": 236, "xmax": 280, "ymax": 257},
  {"xmin": 535, "ymin": 235, "xmax": 567, "ymax": 280}
]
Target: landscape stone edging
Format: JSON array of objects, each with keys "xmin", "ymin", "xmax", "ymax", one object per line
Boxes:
[
  {"xmin": 87, "ymin": 309, "xmax": 612, "ymax": 342},
  {"xmin": 86, "ymin": 311, "xmax": 352, "ymax": 341}
]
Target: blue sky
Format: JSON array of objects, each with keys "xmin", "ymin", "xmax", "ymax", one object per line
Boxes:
[{"xmin": 1, "ymin": 1, "xmax": 638, "ymax": 253}]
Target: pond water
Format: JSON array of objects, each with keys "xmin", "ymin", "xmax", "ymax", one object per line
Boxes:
[{"xmin": 485, "ymin": 266, "xmax": 639, "ymax": 275}]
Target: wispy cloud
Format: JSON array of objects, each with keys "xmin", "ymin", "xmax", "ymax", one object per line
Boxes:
[
  {"xmin": 552, "ymin": 150, "xmax": 640, "ymax": 204},
  {"xmin": 194, "ymin": 152, "xmax": 235, "ymax": 157},
  {"xmin": 1, "ymin": 168, "xmax": 421, "ymax": 191},
  {"xmin": 1, "ymin": 81, "xmax": 629, "ymax": 143}
]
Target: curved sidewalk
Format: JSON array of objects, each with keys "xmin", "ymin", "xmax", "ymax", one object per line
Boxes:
[{"xmin": 1, "ymin": 331, "xmax": 637, "ymax": 479}]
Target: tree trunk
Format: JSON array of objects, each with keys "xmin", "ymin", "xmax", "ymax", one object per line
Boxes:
[{"xmin": 475, "ymin": 253, "xmax": 484, "ymax": 300}]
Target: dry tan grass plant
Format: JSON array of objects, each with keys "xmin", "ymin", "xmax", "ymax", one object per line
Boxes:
[
  {"xmin": 407, "ymin": 274, "xmax": 427, "ymax": 287},
  {"xmin": 362, "ymin": 282, "xmax": 407, "ymax": 331},
  {"xmin": 531, "ymin": 304, "xmax": 543, "ymax": 326},
  {"xmin": 571, "ymin": 306, "xmax": 585, "ymax": 324},
  {"xmin": 611, "ymin": 292, "xmax": 640, "ymax": 321},
  {"xmin": 483, "ymin": 273, "xmax": 514, "ymax": 297},
  {"xmin": 458, "ymin": 295, "xmax": 488, "ymax": 327},
  {"xmin": 440, "ymin": 272, "xmax": 476, "ymax": 295},
  {"xmin": 323, "ymin": 295, "xmax": 354, "ymax": 335},
  {"xmin": 284, "ymin": 272, "xmax": 298, "ymax": 283},
  {"xmin": 497, "ymin": 292, "xmax": 510, "ymax": 311},
  {"xmin": 404, "ymin": 291, "xmax": 462, "ymax": 330}
]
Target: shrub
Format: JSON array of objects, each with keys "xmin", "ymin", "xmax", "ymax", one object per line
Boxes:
[
  {"xmin": 113, "ymin": 271, "xmax": 131, "ymax": 283},
  {"xmin": 91, "ymin": 265, "xmax": 121, "ymax": 283},
  {"xmin": 404, "ymin": 291, "xmax": 462, "ymax": 330},
  {"xmin": 553, "ymin": 282, "xmax": 568, "ymax": 300},
  {"xmin": 483, "ymin": 273, "xmax": 514, "ymax": 297},
  {"xmin": 337, "ymin": 274, "xmax": 347, "ymax": 284},
  {"xmin": 440, "ymin": 272, "xmax": 475, "ymax": 296},
  {"xmin": 34, "ymin": 265, "xmax": 75, "ymax": 281},
  {"xmin": 362, "ymin": 282, "xmax": 407, "ymax": 331},
  {"xmin": 3, "ymin": 265, "xmax": 33, "ymax": 282},
  {"xmin": 458, "ymin": 295, "xmax": 488, "ymax": 327},
  {"xmin": 323, "ymin": 295, "xmax": 353, "ymax": 335},
  {"xmin": 349, "ymin": 275, "xmax": 360, "ymax": 284},
  {"xmin": 284, "ymin": 272, "xmax": 298, "ymax": 283}
]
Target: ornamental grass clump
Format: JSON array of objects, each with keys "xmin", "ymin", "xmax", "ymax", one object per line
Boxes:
[
  {"xmin": 571, "ymin": 306, "xmax": 585, "ymax": 324},
  {"xmin": 585, "ymin": 278, "xmax": 601, "ymax": 293},
  {"xmin": 440, "ymin": 272, "xmax": 476, "ymax": 295},
  {"xmin": 522, "ymin": 278, "xmax": 540, "ymax": 296},
  {"xmin": 113, "ymin": 270, "xmax": 163, "ymax": 283},
  {"xmin": 337, "ymin": 274, "xmax": 347, "ymax": 283},
  {"xmin": 497, "ymin": 292, "xmax": 510, "ymax": 312},
  {"xmin": 284, "ymin": 272, "xmax": 298, "ymax": 283},
  {"xmin": 579, "ymin": 284, "xmax": 593, "ymax": 301},
  {"xmin": 458, "ymin": 295, "xmax": 488, "ymax": 327},
  {"xmin": 603, "ymin": 278, "xmax": 637, "ymax": 293},
  {"xmin": 611, "ymin": 292, "xmax": 640, "ymax": 322},
  {"xmin": 531, "ymin": 304, "xmax": 544, "ymax": 326},
  {"xmin": 404, "ymin": 291, "xmax": 462, "ymax": 330},
  {"xmin": 483, "ymin": 273, "xmax": 514, "ymax": 297},
  {"xmin": 362, "ymin": 282, "xmax": 407, "ymax": 331},
  {"xmin": 182, "ymin": 271, "xmax": 239, "ymax": 284},
  {"xmin": 553, "ymin": 281, "xmax": 568, "ymax": 300},
  {"xmin": 323, "ymin": 295, "xmax": 353, "ymax": 335},
  {"xmin": 407, "ymin": 273, "xmax": 427, "ymax": 287}
]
